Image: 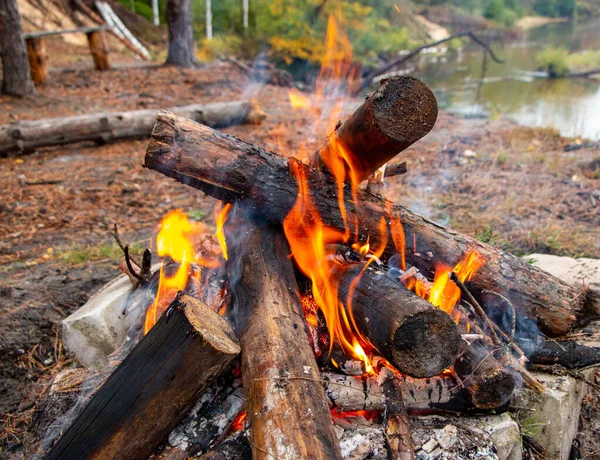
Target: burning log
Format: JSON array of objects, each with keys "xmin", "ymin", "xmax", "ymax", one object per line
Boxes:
[
  {"xmin": 45, "ymin": 294, "xmax": 240, "ymax": 460},
  {"xmin": 322, "ymin": 372, "xmax": 490, "ymax": 415},
  {"xmin": 310, "ymin": 76, "xmax": 438, "ymax": 183},
  {"xmin": 228, "ymin": 224, "xmax": 342, "ymax": 460},
  {"xmin": 144, "ymin": 111, "xmax": 589, "ymax": 337},
  {"xmin": 0, "ymin": 100, "xmax": 265, "ymax": 155},
  {"xmin": 333, "ymin": 264, "xmax": 461, "ymax": 377},
  {"xmin": 453, "ymin": 338, "xmax": 516, "ymax": 410}
]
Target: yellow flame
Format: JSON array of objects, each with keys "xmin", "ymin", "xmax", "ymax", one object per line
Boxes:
[{"xmin": 215, "ymin": 203, "xmax": 232, "ymax": 261}]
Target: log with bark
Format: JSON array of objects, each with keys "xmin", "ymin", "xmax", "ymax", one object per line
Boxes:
[
  {"xmin": 453, "ymin": 337, "xmax": 516, "ymax": 410},
  {"xmin": 0, "ymin": 100, "xmax": 265, "ymax": 155},
  {"xmin": 227, "ymin": 224, "xmax": 342, "ymax": 459},
  {"xmin": 332, "ymin": 263, "xmax": 461, "ymax": 377},
  {"xmin": 310, "ymin": 76, "xmax": 438, "ymax": 183},
  {"xmin": 144, "ymin": 111, "xmax": 590, "ymax": 337},
  {"xmin": 45, "ymin": 294, "xmax": 240, "ymax": 460}
]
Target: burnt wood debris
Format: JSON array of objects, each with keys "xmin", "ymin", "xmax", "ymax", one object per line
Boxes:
[{"xmin": 43, "ymin": 76, "xmax": 600, "ymax": 459}]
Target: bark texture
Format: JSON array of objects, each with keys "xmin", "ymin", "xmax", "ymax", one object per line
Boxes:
[
  {"xmin": 45, "ymin": 295, "xmax": 240, "ymax": 460},
  {"xmin": 165, "ymin": 0, "xmax": 195, "ymax": 67},
  {"xmin": 0, "ymin": 100, "xmax": 265, "ymax": 155},
  {"xmin": 144, "ymin": 111, "xmax": 589, "ymax": 337},
  {"xmin": 311, "ymin": 76, "xmax": 437, "ymax": 183},
  {"xmin": 228, "ymin": 225, "xmax": 342, "ymax": 460},
  {"xmin": 0, "ymin": 0, "xmax": 34, "ymax": 96},
  {"xmin": 334, "ymin": 264, "xmax": 461, "ymax": 377}
]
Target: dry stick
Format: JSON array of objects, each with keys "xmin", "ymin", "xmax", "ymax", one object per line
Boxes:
[
  {"xmin": 450, "ymin": 272, "xmax": 502, "ymax": 347},
  {"xmin": 361, "ymin": 31, "xmax": 504, "ymax": 92}
]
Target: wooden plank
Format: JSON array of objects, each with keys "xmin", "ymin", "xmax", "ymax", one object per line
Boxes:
[
  {"xmin": 45, "ymin": 295, "xmax": 240, "ymax": 460},
  {"xmin": 23, "ymin": 26, "xmax": 109, "ymax": 39}
]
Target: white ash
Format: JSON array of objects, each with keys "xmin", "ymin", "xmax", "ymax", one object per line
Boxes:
[{"xmin": 339, "ymin": 426, "xmax": 387, "ymax": 460}]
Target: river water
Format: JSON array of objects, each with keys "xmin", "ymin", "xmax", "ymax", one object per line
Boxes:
[{"xmin": 416, "ymin": 19, "xmax": 600, "ymax": 140}]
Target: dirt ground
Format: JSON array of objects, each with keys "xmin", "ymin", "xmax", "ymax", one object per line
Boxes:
[{"xmin": 1, "ymin": 38, "xmax": 599, "ymax": 458}]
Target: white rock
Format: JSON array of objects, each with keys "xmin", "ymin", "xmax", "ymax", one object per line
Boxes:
[
  {"xmin": 436, "ymin": 424, "xmax": 458, "ymax": 450},
  {"xmin": 512, "ymin": 372, "xmax": 588, "ymax": 460},
  {"xmin": 421, "ymin": 438, "xmax": 439, "ymax": 453},
  {"xmin": 459, "ymin": 413, "xmax": 521, "ymax": 460},
  {"xmin": 62, "ymin": 274, "xmax": 152, "ymax": 369},
  {"xmin": 462, "ymin": 149, "xmax": 477, "ymax": 157},
  {"xmin": 525, "ymin": 254, "xmax": 600, "ymax": 314}
]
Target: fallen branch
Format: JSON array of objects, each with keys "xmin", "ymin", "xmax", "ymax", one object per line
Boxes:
[{"xmin": 359, "ymin": 31, "xmax": 504, "ymax": 92}]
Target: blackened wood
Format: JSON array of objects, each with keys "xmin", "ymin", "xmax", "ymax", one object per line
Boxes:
[
  {"xmin": 311, "ymin": 76, "xmax": 437, "ymax": 183},
  {"xmin": 334, "ymin": 264, "xmax": 461, "ymax": 377},
  {"xmin": 520, "ymin": 338, "xmax": 600, "ymax": 369},
  {"xmin": 26, "ymin": 37, "xmax": 47, "ymax": 85},
  {"xmin": 0, "ymin": 100, "xmax": 265, "ymax": 155},
  {"xmin": 383, "ymin": 378, "xmax": 415, "ymax": 460},
  {"xmin": 0, "ymin": 0, "xmax": 35, "ymax": 96},
  {"xmin": 228, "ymin": 225, "xmax": 342, "ymax": 460},
  {"xmin": 453, "ymin": 338, "xmax": 516, "ymax": 410},
  {"xmin": 45, "ymin": 295, "xmax": 240, "ymax": 460},
  {"xmin": 144, "ymin": 111, "xmax": 588, "ymax": 337},
  {"xmin": 199, "ymin": 432, "xmax": 252, "ymax": 460},
  {"xmin": 87, "ymin": 31, "xmax": 110, "ymax": 71}
]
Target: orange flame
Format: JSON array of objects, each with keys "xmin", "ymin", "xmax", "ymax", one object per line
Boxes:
[
  {"xmin": 144, "ymin": 209, "xmax": 224, "ymax": 334},
  {"xmin": 231, "ymin": 411, "xmax": 247, "ymax": 431},
  {"xmin": 215, "ymin": 203, "xmax": 232, "ymax": 261},
  {"xmin": 416, "ymin": 250, "xmax": 485, "ymax": 315}
]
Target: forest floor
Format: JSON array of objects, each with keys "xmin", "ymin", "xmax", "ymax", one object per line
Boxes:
[{"xmin": 1, "ymin": 39, "xmax": 599, "ymax": 458}]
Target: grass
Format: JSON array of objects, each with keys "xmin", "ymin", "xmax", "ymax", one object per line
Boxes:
[
  {"xmin": 57, "ymin": 242, "xmax": 145, "ymax": 265},
  {"xmin": 567, "ymin": 50, "xmax": 600, "ymax": 71}
]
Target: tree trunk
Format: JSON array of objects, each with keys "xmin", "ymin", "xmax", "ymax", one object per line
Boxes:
[
  {"xmin": 242, "ymin": 0, "xmax": 248, "ymax": 34},
  {"xmin": 0, "ymin": 100, "xmax": 265, "ymax": 155},
  {"xmin": 205, "ymin": 0, "xmax": 212, "ymax": 40},
  {"xmin": 228, "ymin": 225, "xmax": 342, "ymax": 460},
  {"xmin": 152, "ymin": 0, "xmax": 159, "ymax": 25},
  {"xmin": 45, "ymin": 295, "xmax": 240, "ymax": 460},
  {"xmin": 0, "ymin": 0, "xmax": 34, "ymax": 96},
  {"xmin": 144, "ymin": 111, "xmax": 590, "ymax": 337},
  {"xmin": 26, "ymin": 37, "xmax": 47, "ymax": 85},
  {"xmin": 165, "ymin": 0, "xmax": 195, "ymax": 67},
  {"xmin": 87, "ymin": 30, "xmax": 111, "ymax": 71}
]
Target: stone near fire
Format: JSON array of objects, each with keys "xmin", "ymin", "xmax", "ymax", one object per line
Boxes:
[
  {"xmin": 525, "ymin": 254, "xmax": 600, "ymax": 314},
  {"xmin": 62, "ymin": 273, "xmax": 153, "ymax": 370},
  {"xmin": 459, "ymin": 413, "xmax": 521, "ymax": 460},
  {"xmin": 511, "ymin": 372, "xmax": 588, "ymax": 460},
  {"xmin": 338, "ymin": 427, "xmax": 387, "ymax": 460}
]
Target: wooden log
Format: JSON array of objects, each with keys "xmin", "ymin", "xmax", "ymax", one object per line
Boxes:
[
  {"xmin": 144, "ymin": 111, "xmax": 589, "ymax": 337},
  {"xmin": 310, "ymin": 76, "xmax": 437, "ymax": 183},
  {"xmin": 322, "ymin": 372, "xmax": 486, "ymax": 415},
  {"xmin": 198, "ymin": 432, "xmax": 252, "ymax": 460},
  {"xmin": 45, "ymin": 294, "xmax": 240, "ymax": 460},
  {"xmin": 333, "ymin": 264, "xmax": 461, "ymax": 377},
  {"xmin": 383, "ymin": 378, "xmax": 415, "ymax": 460},
  {"xmin": 0, "ymin": 100, "xmax": 265, "ymax": 155},
  {"xmin": 87, "ymin": 30, "xmax": 111, "ymax": 71},
  {"xmin": 26, "ymin": 37, "xmax": 48, "ymax": 85},
  {"xmin": 453, "ymin": 338, "xmax": 516, "ymax": 410},
  {"xmin": 228, "ymin": 225, "xmax": 342, "ymax": 460}
]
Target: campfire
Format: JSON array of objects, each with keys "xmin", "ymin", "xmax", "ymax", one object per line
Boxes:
[{"xmin": 39, "ymin": 16, "xmax": 599, "ymax": 460}]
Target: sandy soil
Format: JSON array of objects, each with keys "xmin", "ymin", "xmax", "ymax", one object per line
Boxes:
[{"xmin": 1, "ymin": 39, "xmax": 599, "ymax": 458}]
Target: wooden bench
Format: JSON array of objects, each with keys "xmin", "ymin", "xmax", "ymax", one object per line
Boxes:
[{"xmin": 23, "ymin": 26, "xmax": 111, "ymax": 85}]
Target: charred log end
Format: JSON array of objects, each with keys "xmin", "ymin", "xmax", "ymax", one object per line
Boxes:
[
  {"xmin": 391, "ymin": 310, "xmax": 461, "ymax": 378},
  {"xmin": 463, "ymin": 364, "xmax": 516, "ymax": 410},
  {"xmin": 372, "ymin": 76, "xmax": 438, "ymax": 148}
]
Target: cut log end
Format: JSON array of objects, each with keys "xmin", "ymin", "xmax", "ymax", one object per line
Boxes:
[
  {"xmin": 391, "ymin": 310, "xmax": 462, "ymax": 378},
  {"xmin": 466, "ymin": 365, "xmax": 516, "ymax": 410},
  {"xmin": 184, "ymin": 296, "xmax": 240, "ymax": 355},
  {"xmin": 372, "ymin": 76, "xmax": 438, "ymax": 145}
]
